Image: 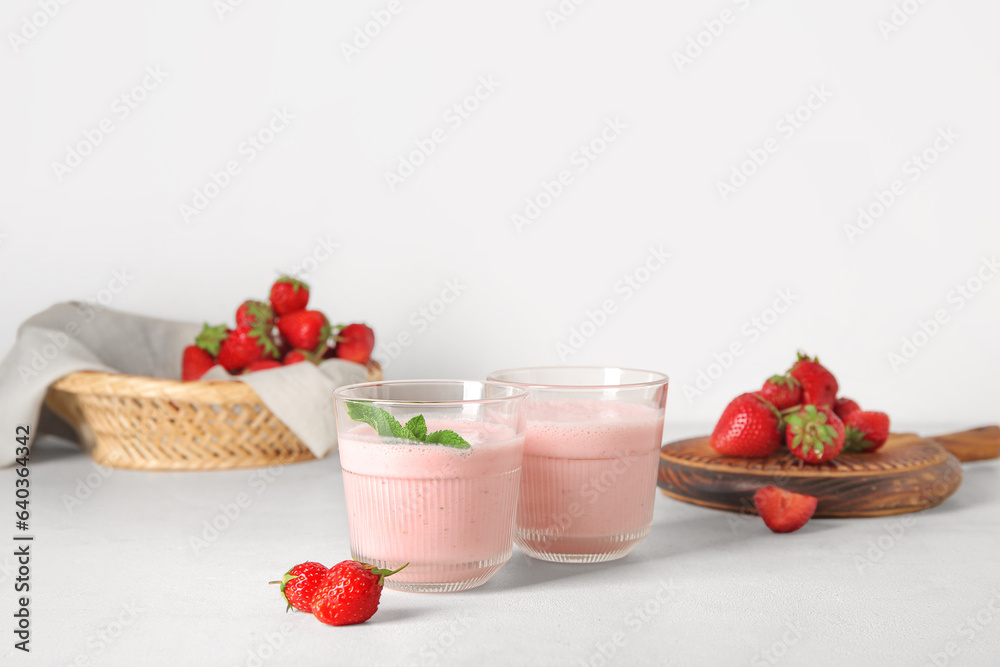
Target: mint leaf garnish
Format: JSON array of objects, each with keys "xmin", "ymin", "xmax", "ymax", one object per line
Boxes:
[
  {"xmin": 346, "ymin": 403, "xmax": 471, "ymax": 449},
  {"xmin": 425, "ymin": 430, "xmax": 470, "ymax": 449},
  {"xmin": 405, "ymin": 415, "xmax": 427, "ymax": 440},
  {"xmin": 346, "ymin": 402, "xmax": 411, "ymax": 439}
]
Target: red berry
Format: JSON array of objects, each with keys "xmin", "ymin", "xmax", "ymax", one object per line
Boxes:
[
  {"xmin": 245, "ymin": 359, "xmax": 283, "ymax": 373},
  {"xmin": 785, "ymin": 405, "xmax": 845, "ymax": 464},
  {"xmin": 759, "ymin": 374, "xmax": 802, "ymax": 410},
  {"xmin": 217, "ymin": 325, "xmax": 279, "ymax": 373},
  {"xmin": 277, "ymin": 310, "xmax": 331, "ymax": 354},
  {"xmin": 788, "ymin": 352, "xmax": 838, "ymax": 407},
  {"xmin": 271, "ymin": 562, "xmax": 329, "ymax": 613},
  {"xmin": 753, "ymin": 486, "xmax": 818, "ymax": 533},
  {"xmin": 843, "ymin": 410, "xmax": 890, "ymax": 453},
  {"xmin": 236, "ymin": 300, "xmax": 275, "ymax": 330},
  {"xmin": 269, "ymin": 276, "xmax": 310, "ymax": 316},
  {"xmin": 709, "ymin": 393, "xmax": 783, "ymax": 458},
  {"xmin": 283, "ymin": 349, "xmax": 317, "ymax": 365},
  {"xmin": 335, "ymin": 323, "xmax": 375, "ymax": 365},
  {"xmin": 312, "ymin": 561, "xmax": 406, "ymax": 627},
  {"xmin": 181, "ymin": 345, "xmax": 215, "ymax": 381},
  {"xmin": 833, "ymin": 397, "xmax": 861, "ymax": 422}
]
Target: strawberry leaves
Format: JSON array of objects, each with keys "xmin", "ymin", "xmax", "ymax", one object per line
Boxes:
[
  {"xmin": 195, "ymin": 323, "xmax": 228, "ymax": 356},
  {"xmin": 346, "ymin": 403, "xmax": 471, "ymax": 449}
]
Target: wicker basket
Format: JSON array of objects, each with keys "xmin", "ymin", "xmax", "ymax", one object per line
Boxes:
[{"xmin": 43, "ymin": 362, "xmax": 382, "ymax": 471}]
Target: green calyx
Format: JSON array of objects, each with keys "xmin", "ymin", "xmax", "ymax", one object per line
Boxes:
[
  {"xmin": 843, "ymin": 425, "xmax": 874, "ymax": 452},
  {"xmin": 314, "ymin": 317, "xmax": 333, "ymax": 356},
  {"xmin": 195, "ymin": 323, "xmax": 228, "ymax": 356},
  {"xmin": 786, "ymin": 405, "xmax": 838, "ymax": 456},
  {"xmin": 346, "ymin": 402, "xmax": 471, "ymax": 449},
  {"xmin": 268, "ymin": 568, "xmax": 301, "ymax": 613},
  {"xmin": 360, "ymin": 561, "xmax": 409, "ymax": 586},
  {"xmin": 767, "ymin": 374, "xmax": 800, "ymax": 388},
  {"xmin": 244, "ymin": 301, "xmax": 274, "ymax": 326},
  {"xmin": 276, "ymin": 275, "xmax": 309, "ymax": 293},
  {"xmin": 247, "ymin": 321, "xmax": 281, "ymax": 359}
]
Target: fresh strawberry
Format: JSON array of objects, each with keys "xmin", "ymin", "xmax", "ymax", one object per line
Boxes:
[
  {"xmin": 270, "ymin": 561, "xmax": 328, "ymax": 613},
  {"xmin": 843, "ymin": 410, "xmax": 890, "ymax": 453},
  {"xmin": 217, "ymin": 325, "xmax": 279, "ymax": 373},
  {"xmin": 194, "ymin": 323, "xmax": 228, "ymax": 357},
  {"xmin": 753, "ymin": 486, "xmax": 818, "ymax": 533},
  {"xmin": 833, "ymin": 397, "xmax": 861, "ymax": 422},
  {"xmin": 788, "ymin": 352, "xmax": 838, "ymax": 407},
  {"xmin": 269, "ymin": 276, "xmax": 310, "ymax": 316},
  {"xmin": 283, "ymin": 349, "xmax": 318, "ymax": 365},
  {"xmin": 709, "ymin": 393, "xmax": 784, "ymax": 458},
  {"xmin": 785, "ymin": 405, "xmax": 845, "ymax": 464},
  {"xmin": 181, "ymin": 345, "xmax": 215, "ymax": 381},
  {"xmin": 759, "ymin": 374, "xmax": 801, "ymax": 410},
  {"xmin": 335, "ymin": 323, "xmax": 375, "ymax": 365},
  {"xmin": 245, "ymin": 359, "xmax": 283, "ymax": 373},
  {"xmin": 277, "ymin": 310, "xmax": 331, "ymax": 354},
  {"xmin": 236, "ymin": 300, "xmax": 275, "ymax": 330},
  {"xmin": 312, "ymin": 560, "xmax": 406, "ymax": 626}
]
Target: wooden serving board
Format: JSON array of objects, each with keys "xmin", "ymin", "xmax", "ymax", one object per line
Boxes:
[{"xmin": 658, "ymin": 425, "xmax": 1000, "ymax": 518}]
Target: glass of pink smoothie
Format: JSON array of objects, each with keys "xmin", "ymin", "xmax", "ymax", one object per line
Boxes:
[
  {"xmin": 486, "ymin": 367, "xmax": 668, "ymax": 563},
  {"xmin": 333, "ymin": 380, "xmax": 527, "ymax": 592}
]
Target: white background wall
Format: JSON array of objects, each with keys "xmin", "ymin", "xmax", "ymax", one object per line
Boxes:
[{"xmin": 2, "ymin": 0, "xmax": 998, "ymax": 427}]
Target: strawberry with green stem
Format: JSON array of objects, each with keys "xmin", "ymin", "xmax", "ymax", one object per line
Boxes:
[
  {"xmin": 269, "ymin": 561, "xmax": 328, "ymax": 613},
  {"xmin": 843, "ymin": 410, "xmax": 890, "ymax": 453},
  {"xmin": 759, "ymin": 374, "xmax": 802, "ymax": 410},
  {"xmin": 277, "ymin": 311, "xmax": 331, "ymax": 356},
  {"xmin": 785, "ymin": 404, "xmax": 845, "ymax": 464},
  {"xmin": 270, "ymin": 276, "xmax": 310, "ymax": 316},
  {"xmin": 788, "ymin": 351, "xmax": 838, "ymax": 407},
  {"xmin": 709, "ymin": 393, "xmax": 784, "ymax": 458},
  {"xmin": 312, "ymin": 560, "xmax": 407, "ymax": 626}
]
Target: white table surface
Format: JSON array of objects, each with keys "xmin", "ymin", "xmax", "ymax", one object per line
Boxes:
[{"xmin": 2, "ymin": 423, "xmax": 998, "ymax": 667}]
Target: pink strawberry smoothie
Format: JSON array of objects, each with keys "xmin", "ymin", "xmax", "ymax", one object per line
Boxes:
[
  {"xmin": 338, "ymin": 419, "xmax": 524, "ymax": 590},
  {"xmin": 516, "ymin": 399, "xmax": 665, "ymax": 561}
]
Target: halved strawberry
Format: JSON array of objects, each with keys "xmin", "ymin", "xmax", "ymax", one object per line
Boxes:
[
  {"xmin": 844, "ymin": 410, "xmax": 890, "ymax": 453},
  {"xmin": 753, "ymin": 486, "xmax": 818, "ymax": 533}
]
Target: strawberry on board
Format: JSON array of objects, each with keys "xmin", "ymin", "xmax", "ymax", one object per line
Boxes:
[
  {"xmin": 785, "ymin": 405, "xmax": 845, "ymax": 464},
  {"xmin": 277, "ymin": 310, "xmax": 331, "ymax": 355},
  {"xmin": 833, "ymin": 397, "xmax": 861, "ymax": 422},
  {"xmin": 270, "ymin": 561, "xmax": 329, "ymax": 613},
  {"xmin": 788, "ymin": 352, "xmax": 838, "ymax": 407},
  {"xmin": 709, "ymin": 393, "xmax": 784, "ymax": 458},
  {"xmin": 312, "ymin": 560, "xmax": 406, "ymax": 627},
  {"xmin": 843, "ymin": 410, "xmax": 890, "ymax": 453},
  {"xmin": 269, "ymin": 276, "xmax": 310, "ymax": 316},
  {"xmin": 181, "ymin": 345, "xmax": 215, "ymax": 381},
  {"xmin": 335, "ymin": 323, "xmax": 375, "ymax": 365},
  {"xmin": 759, "ymin": 374, "xmax": 801, "ymax": 410},
  {"xmin": 753, "ymin": 486, "xmax": 818, "ymax": 533}
]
